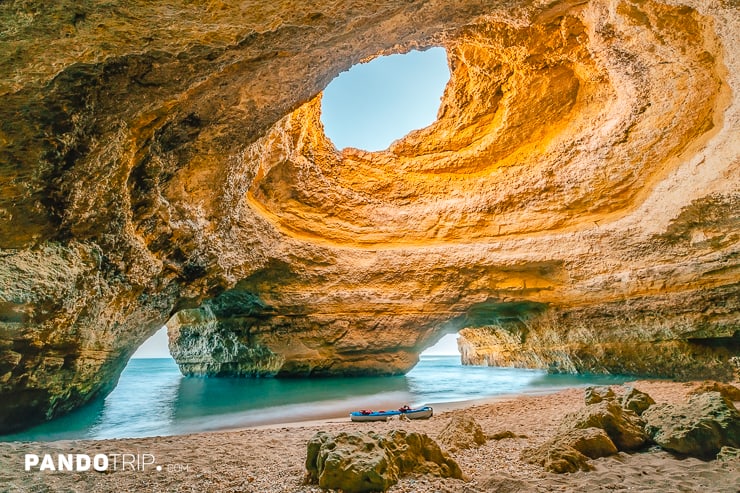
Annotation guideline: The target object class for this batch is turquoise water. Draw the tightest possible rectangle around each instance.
[1,356,628,442]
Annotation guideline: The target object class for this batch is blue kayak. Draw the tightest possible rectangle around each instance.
[350,406,433,422]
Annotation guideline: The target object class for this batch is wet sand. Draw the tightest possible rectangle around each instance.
[1,380,738,492]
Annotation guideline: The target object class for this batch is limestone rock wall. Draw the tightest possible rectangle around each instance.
[458,283,740,380]
[0,0,738,432]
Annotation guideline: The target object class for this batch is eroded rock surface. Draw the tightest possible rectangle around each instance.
[523,386,651,472]
[562,399,648,451]
[584,386,616,405]
[643,392,740,460]
[438,414,487,452]
[0,0,738,431]
[522,427,618,473]
[305,430,463,492]
[583,385,656,415]
[621,387,656,416]
[458,285,740,379]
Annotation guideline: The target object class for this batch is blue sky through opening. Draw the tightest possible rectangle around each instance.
[320,47,450,151]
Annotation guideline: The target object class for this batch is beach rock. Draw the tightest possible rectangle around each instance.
[585,386,616,405]
[306,432,392,492]
[690,382,740,402]
[643,392,740,460]
[522,444,593,474]
[490,430,521,440]
[522,427,618,473]
[438,414,487,452]
[621,387,656,416]
[305,430,462,492]
[383,430,463,479]
[562,428,620,459]
[561,400,648,451]
[1,0,739,433]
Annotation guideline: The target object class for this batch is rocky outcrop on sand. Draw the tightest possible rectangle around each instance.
[562,399,649,452]
[437,414,487,452]
[584,385,654,415]
[526,385,740,472]
[523,385,651,472]
[0,0,739,432]
[643,392,740,460]
[305,430,462,492]
[489,430,525,440]
[521,427,618,473]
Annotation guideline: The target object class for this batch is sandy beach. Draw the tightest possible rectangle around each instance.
[1,380,738,492]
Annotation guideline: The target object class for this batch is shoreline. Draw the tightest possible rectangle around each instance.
[2,358,635,443]
[1,380,738,492]
[245,383,611,432]
[212,375,668,434]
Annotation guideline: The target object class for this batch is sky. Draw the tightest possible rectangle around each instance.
[134,48,455,359]
[132,326,169,358]
[422,333,460,355]
[320,47,450,151]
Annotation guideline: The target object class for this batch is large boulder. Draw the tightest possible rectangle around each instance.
[521,427,618,473]
[306,432,393,492]
[561,400,649,451]
[305,430,463,492]
[643,392,740,460]
[438,414,487,452]
[583,385,655,415]
[382,430,463,478]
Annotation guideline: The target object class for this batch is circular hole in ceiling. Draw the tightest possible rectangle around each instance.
[320,47,450,152]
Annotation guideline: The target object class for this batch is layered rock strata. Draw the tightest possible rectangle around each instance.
[458,282,740,379]
[0,0,738,432]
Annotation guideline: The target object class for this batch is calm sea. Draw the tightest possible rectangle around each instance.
[2,356,628,442]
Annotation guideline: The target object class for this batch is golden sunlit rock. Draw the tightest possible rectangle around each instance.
[0,0,737,432]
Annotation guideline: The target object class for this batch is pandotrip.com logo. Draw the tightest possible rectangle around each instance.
[24,453,167,472]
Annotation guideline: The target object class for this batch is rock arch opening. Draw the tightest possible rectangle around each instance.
[320,47,450,152]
